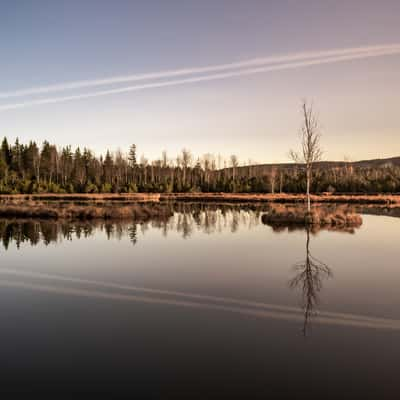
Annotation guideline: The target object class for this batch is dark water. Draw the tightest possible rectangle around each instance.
[0,205,399,397]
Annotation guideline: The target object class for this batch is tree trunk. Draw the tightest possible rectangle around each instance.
[306,167,311,212]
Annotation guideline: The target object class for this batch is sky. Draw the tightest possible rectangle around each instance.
[0,0,399,163]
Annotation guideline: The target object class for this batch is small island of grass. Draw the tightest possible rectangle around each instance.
[261,205,363,228]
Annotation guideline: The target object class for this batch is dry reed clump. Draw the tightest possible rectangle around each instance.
[0,203,173,221]
[261,205,363,227]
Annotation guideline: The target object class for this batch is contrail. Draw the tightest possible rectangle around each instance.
[0,267,396,325]
[0,46,399,112]
[1,43,399,99]
[1,278,400,331]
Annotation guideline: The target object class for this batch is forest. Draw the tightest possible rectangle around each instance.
[0,137,399,194]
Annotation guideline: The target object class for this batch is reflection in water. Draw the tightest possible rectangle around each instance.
[289,228,332,336]
[1,262,400,332]
[0,206,399,396]
[0,203,364,249]
[1,278,400,331]
[260,209,363,335]
[0,205,372,336]
[0,206,262,249]
[128,223,137,245]
[1,207,400,333]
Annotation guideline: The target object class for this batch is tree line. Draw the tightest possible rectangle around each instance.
[0,136,399,194]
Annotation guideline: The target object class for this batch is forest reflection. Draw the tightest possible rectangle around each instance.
[0,202,367,250]
[0,204,264,249]
[0,204,368,336]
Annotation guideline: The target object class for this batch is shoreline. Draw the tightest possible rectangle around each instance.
[0,193,399,204]
[0,193,397,222]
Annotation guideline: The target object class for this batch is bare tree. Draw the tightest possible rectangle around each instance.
[230,154,239,180]
[140,155,148,185]
[289,100,323,212]
[161,150,168,168]
[181,148,192,186]
[270,167,277,194]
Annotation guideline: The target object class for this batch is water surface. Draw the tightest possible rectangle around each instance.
[0,205,399,396]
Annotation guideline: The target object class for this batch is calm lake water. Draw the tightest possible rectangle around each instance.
[0,204,399,396]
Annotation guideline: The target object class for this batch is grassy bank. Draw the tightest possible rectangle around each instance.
[0,193,160,203]
[0,203,173,221]
[0,193,396,222]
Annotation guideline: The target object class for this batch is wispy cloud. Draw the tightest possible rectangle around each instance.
[0,44,399,111]
[1,43,399,99]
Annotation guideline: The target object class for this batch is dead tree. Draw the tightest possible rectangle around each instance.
[290,101,323,212]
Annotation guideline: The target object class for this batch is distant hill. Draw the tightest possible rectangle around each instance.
[226,156,400,173]
[219,156,400,180]
[341,156,400,168]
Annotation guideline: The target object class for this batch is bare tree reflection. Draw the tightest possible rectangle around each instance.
[128,223,137,245]
[289,227,332,336]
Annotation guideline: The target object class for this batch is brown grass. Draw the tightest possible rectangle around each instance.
[0,203,173,221]
[261,204,363,228]
[0,193,160,203]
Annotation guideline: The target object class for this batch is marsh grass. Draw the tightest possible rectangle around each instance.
[261,204,363,228]
[0,202,173,221]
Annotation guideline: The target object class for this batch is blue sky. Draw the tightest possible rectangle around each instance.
[0,0,399,163]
